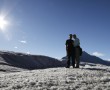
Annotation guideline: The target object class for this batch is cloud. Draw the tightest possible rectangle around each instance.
[19,40,27,44]
[14,46,18,49]
[26,52,30,54]
[92,52,104,57]
[108,59,110,61]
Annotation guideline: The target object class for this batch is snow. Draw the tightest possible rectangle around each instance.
[0,65,110,90]
[0,51,110,90]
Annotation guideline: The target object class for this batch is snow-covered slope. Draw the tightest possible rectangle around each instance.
[0,51,110,90]
[0,64,110,90]
[0,51,63,72]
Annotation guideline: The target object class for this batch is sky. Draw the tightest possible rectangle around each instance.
[0,0,110,60]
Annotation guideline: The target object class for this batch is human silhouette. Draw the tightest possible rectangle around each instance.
[73,34,80,68]
[65,34,75,68]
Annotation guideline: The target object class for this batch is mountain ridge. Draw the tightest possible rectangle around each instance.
[0,50,109,73]
[62,51,110,66]
[0,50,63,72]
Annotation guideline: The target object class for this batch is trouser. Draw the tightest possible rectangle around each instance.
[67,49,75,67]
[75,47,80,67]
[67,55,75,67]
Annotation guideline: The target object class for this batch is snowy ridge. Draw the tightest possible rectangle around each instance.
[0,50,110,73]
[0,51,63,72]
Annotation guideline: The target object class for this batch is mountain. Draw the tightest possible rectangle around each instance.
[62,51,110,66]
[0,51,110,89]
[0,51,110,90]
[0,51,63,72]
[0,50,110,73]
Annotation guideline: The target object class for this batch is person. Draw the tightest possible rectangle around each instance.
[65,34,75,68]
[73,34,80,68]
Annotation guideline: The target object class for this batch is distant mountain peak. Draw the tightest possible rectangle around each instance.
[62,51,110,66]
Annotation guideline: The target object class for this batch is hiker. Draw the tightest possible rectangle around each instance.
[65,34,75,68]
[73,34,80,68]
